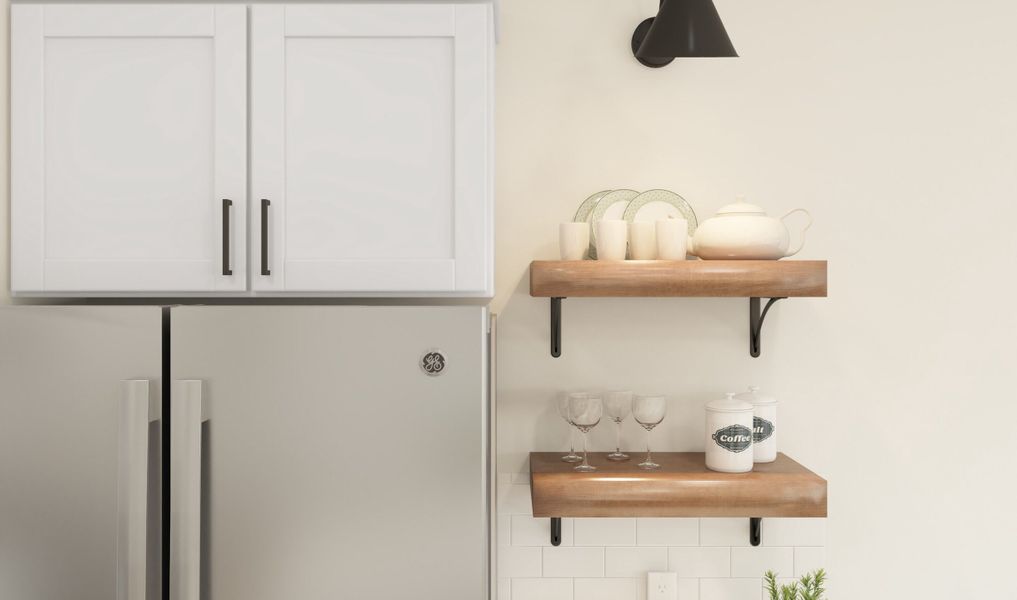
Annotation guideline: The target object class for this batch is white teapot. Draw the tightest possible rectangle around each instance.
[689,197,812,260]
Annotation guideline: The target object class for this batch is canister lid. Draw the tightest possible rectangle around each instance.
[706,393,753,413]
[734,386,777,406]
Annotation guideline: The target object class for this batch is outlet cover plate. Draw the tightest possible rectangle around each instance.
[648,571,678,600]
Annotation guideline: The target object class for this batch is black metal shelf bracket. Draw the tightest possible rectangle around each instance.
[550,298,564,358]
[750,297,785,358]
[750,517,762,546]
[550,517,562,546]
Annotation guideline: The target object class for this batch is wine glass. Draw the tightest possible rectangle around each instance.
[568,393,603,472]
[632,395,666,470]
[556,394,582,463]
[604,391,632,461]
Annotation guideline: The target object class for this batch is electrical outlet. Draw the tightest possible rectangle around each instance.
[647,572,679,600]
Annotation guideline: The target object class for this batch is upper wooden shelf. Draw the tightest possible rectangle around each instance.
[529,452,827,518]
[529,260,827,298]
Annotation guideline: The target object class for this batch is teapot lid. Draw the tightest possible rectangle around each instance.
[716,195,766,216]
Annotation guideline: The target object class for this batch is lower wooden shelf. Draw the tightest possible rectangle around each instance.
[529,452,827,518]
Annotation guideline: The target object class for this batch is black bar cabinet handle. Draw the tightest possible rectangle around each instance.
[221,199,233,276]
[261,199,271,276]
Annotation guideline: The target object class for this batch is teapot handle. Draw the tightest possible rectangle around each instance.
[781,208,813,257]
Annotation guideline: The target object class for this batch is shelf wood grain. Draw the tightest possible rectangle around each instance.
[529,260,827,298]
[529,452,827,518]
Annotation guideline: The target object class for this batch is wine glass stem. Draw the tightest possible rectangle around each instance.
[582,432,590,469]
[570,427,576,454]
[615,421,622,454]
[646,429,653,464]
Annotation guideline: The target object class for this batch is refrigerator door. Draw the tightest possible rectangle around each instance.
[0,307,163,600]
[170,306,489,600]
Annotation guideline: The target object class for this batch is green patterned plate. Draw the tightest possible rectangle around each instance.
[622,189,698,236]
[574,190,612,259]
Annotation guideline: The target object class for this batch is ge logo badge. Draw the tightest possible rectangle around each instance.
[420,350,447,376]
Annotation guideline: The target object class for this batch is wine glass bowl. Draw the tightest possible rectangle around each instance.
[632,395,666,470]
[604,391,632,461]
[568,394,603,472]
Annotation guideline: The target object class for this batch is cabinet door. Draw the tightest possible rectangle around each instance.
[251,4,493,295]
[11,5,246,294]
[0,307,163,600]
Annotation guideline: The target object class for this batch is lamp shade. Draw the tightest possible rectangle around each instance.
[634,0,737,65]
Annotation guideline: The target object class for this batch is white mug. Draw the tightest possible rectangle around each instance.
[559,223,590,260]
[628,222,657,260]
[595,220,627,261]
[656,218,688,260]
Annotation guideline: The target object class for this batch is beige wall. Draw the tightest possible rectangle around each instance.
[493,0,1016,597]
[4,0,1017,596]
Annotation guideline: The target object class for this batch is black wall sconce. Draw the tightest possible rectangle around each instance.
[632,0,738,68]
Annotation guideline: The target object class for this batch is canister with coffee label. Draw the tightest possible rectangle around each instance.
[735,386,778,463]
[705,393,755,473]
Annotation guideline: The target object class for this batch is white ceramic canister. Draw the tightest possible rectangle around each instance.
[705,393,755,473]
[735,386,778,463]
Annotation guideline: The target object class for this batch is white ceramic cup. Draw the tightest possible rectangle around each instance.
[628,222,657,260]
[559,222,590,260]
[595,220,628,261]
[656,218,688,260]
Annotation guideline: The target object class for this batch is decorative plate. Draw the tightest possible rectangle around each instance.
[622,189,698,236]
[589,189,639,258]
[574,190,611,223]
[574,190,612,259]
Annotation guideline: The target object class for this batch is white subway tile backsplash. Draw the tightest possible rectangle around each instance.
[498,499,823,598]
[512,578,573,600]
[605,547,668,578]
[699,578,761,600]
[636,518,699,546]
[500,546,542,578]
[699,519,751,547]
[574,518,637,546]
[730,547,793,578]
[678,578,700,600]
[499,484,534,515]
[762,519,827,547]
[543,547,606,578]
[793,547,826,578]
[514,516,574,547]
[574,577,642,600]
[668,547,731,578]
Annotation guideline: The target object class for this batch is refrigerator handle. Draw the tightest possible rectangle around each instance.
[170,381,205,600]
[116,380,158,600]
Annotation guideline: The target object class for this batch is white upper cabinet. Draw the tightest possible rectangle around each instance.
[10,3,494,297]
[251,4,493,296]
[11,5,247,294]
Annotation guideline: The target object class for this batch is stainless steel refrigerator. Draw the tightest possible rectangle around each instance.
[0,305,491,600]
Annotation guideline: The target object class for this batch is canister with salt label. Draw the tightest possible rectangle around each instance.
[705,393,754,473]
[735,386,778,463]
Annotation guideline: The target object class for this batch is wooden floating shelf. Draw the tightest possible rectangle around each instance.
[529,260,828,298]
[529,452,827,519]
[527,260,828,358]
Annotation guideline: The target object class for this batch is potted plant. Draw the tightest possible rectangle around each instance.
[765,569,827,600]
